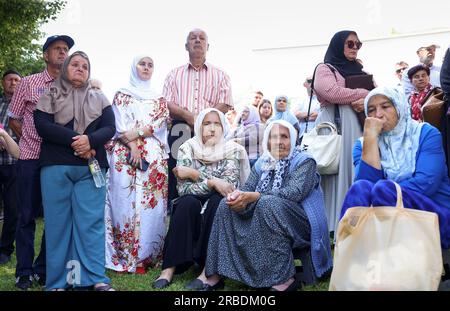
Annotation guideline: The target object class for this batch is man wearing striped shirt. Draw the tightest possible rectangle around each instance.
[163,28,233,203]
[8,35,74,290]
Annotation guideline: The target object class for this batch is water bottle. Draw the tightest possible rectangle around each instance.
[88,157,105,188]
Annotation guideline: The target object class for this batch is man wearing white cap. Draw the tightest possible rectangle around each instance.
[402,44,441,97]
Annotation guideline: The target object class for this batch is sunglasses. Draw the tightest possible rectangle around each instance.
[306,79,313,84]
[345,40,362,50]
[396,67,407,74]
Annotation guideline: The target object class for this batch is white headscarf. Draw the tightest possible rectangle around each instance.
[363,86,424,182]
[261,120,298,167]
[185,108,251,185]
[256,120,300,192]
[119,54,160,100]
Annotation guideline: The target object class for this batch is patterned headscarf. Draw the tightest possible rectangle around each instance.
[119,54,160,100]
[363,86,424,182]
[256,120,300,192]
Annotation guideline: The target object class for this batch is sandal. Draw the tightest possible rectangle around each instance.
[94,283,115,291]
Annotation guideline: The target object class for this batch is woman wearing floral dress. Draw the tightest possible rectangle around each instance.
[105,54,169,273]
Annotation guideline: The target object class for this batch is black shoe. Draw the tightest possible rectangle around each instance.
[185,278,206,290]
[198,279,224,291]
[33,273,46,287]
[0,253,11,265]
[15,275,33,291]
[152,278,171,289]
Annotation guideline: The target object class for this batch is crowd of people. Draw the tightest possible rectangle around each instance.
[0,27,449,291]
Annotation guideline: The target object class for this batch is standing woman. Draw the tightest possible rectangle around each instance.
[34,51,116,290]
[313,30,372,234]
[258,99,273,126]
[105,55,169,274]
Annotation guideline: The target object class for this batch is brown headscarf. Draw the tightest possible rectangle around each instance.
[36,51,110,134]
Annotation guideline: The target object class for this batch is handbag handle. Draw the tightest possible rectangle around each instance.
[392,182,404,210]
[315,122,338,134]
[306,63,339,134]
[339,181,404,236]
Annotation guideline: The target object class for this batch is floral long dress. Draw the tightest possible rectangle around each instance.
[105,92,169,272]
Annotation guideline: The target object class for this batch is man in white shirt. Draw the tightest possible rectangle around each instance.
[293,77,320,135]
[402,44,441,97]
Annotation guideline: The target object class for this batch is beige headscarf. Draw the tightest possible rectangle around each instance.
[36,51,110,134]
[184,108,251,185]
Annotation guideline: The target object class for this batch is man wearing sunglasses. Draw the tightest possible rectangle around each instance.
[401,44,441,97]
[395,61,409,83]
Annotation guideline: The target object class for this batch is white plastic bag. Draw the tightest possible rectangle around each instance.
[329,182,443,291]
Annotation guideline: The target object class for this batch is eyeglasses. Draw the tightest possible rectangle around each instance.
[306,79,313,84]
[418,47,435,53]
[396,67,407,74]
[345,40,362,50]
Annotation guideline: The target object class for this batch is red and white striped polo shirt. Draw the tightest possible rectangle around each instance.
[8,69,54,160]
[162,62,233,116]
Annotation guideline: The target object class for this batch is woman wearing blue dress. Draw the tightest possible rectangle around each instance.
[341,86,450,249]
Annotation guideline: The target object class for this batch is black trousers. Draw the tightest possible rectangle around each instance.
[167,120,193,208]
[15,160,45,277]
[0,164,18,256]
[162,193,223,274]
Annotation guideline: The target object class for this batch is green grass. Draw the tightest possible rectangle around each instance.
[0,218,330,291]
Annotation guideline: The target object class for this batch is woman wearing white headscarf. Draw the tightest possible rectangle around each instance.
[227,105,264,166]
[153,108,250,289]
[199,120,331,291]
[105,54,169,274]
[341,86,450,248]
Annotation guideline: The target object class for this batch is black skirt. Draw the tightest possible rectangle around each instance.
[161,192,223,274]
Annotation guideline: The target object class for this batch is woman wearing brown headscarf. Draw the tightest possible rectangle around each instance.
[34,51,116,291]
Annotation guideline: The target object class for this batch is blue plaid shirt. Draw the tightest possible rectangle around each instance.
[0,95,18,165]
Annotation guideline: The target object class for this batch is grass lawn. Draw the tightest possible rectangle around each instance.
[0,218,330,291]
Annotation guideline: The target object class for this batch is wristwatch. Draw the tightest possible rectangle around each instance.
[138,129,144,137]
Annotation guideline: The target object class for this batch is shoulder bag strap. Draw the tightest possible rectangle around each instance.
[324,64,342,135]
[308,63,341,134]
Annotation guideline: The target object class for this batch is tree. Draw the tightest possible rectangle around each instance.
[0,0,66,76]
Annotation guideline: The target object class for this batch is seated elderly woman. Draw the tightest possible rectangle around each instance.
[34,51,116,290]
[153,108,250,289]
[197,120,332,291]
[341,87,450,249]
[407,64,434,122]
[227,105,264,167]
[267,95,301,142]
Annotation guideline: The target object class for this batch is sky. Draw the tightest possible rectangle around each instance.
[40,0,450,106]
